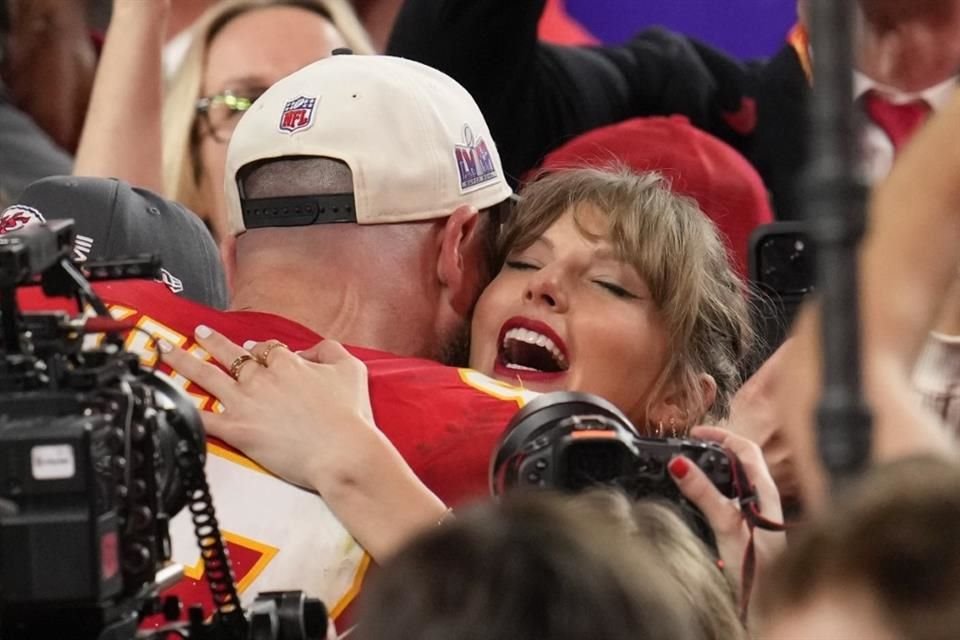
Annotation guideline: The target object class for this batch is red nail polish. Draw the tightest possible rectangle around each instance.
[668,457,690,479]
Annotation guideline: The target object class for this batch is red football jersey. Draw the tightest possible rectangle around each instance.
[17,281,536,622]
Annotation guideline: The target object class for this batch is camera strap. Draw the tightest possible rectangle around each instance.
[737,493,789,623]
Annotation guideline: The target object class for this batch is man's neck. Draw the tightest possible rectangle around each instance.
[230,275,434,358]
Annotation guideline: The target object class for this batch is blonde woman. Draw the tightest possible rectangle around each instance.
[75,0,373,241]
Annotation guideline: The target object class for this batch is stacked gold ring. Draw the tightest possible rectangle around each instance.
[229,354,257,380]
[256,341,289,366]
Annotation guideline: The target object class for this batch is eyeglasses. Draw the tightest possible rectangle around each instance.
[195,88,266,143]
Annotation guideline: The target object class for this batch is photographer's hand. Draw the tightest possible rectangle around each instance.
[725,339,802,508]
[158,326,449,562]
[668,426,786,617]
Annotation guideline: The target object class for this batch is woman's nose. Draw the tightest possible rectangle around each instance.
[523,268,568,312]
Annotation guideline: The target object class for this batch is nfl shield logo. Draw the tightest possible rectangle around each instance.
[279,96,317,134]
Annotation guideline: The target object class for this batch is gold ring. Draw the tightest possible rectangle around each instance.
[229,354,258,380]
[256,341,289,366]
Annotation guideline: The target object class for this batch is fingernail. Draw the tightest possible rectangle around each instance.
[195,325,213,339]
[243,340,257,351]
[157,338,173,353]
[668,457,690,480]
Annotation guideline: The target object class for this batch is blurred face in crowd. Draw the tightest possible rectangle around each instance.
[468,205,672,425]
[798,0,960,92]
[197,6,347,240]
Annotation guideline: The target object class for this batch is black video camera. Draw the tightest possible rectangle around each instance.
[490,392,756,546]
[0,221,326,639]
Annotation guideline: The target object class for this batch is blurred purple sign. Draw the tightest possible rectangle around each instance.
[565,0,797,59]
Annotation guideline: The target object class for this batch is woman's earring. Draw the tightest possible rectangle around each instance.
[669,417,678,438]
[656,420,664,437]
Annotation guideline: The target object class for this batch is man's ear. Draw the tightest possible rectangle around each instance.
[647,373,718,432]
[219,234,238,301]
[436,205,483,315]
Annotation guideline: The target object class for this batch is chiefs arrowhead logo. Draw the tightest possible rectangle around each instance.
[0,205,46,234]
[723,97,758,136]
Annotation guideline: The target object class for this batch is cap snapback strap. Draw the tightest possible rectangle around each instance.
[241,193,357,228]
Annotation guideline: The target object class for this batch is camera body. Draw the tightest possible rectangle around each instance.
[0,221,326,640]
[0,221,202,638]
[491,392,752,545]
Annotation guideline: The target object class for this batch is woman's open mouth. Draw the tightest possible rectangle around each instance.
[494,317,570,382]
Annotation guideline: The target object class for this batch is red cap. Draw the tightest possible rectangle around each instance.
[538,116,773,276]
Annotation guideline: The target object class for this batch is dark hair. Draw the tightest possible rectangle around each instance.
[759,456,960,640]
[355,493,700,640]
[0,0,8,68]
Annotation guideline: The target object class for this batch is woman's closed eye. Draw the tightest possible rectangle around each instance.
[593,279,638,299]
[505,259,539,271]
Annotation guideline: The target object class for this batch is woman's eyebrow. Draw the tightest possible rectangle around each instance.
[591,247,621,262]
[531,235,554,251]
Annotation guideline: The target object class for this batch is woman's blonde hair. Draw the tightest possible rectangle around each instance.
[162,0,374,221]
[568,490,746,640]
[501,166,753,425]
[358,491,700,640]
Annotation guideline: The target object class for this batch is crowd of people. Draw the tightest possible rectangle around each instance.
[2,0,960,638]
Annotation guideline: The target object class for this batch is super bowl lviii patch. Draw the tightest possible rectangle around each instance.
[0,205,46,234]
[455,125,498,192]
[157,268,185,295]
[73,234,95,263]
[279,96,317,134]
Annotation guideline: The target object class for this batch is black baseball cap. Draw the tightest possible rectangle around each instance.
[1,176,228,308]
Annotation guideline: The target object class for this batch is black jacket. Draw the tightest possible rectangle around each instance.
[387,0,811,220]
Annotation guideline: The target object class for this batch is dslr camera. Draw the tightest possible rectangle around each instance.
[490,392,757,546]
[0,221,326,639]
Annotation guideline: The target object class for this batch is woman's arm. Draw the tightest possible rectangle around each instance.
[862,91,960,370]
[159,328,448,562]
[73,0,168,192]
[774,91,960,509]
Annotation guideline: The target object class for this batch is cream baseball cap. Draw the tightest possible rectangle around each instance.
[224,54,513,235]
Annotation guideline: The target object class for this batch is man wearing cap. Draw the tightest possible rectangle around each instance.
[218,53,513,362]
[12,54,523,625]
[1,176,229,308]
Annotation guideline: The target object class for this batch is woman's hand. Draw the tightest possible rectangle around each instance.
[158,325,448,561]
[158,325,378,490]
[668,426,787,604]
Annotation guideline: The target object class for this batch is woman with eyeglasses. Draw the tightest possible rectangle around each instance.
[74,0,373,242]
